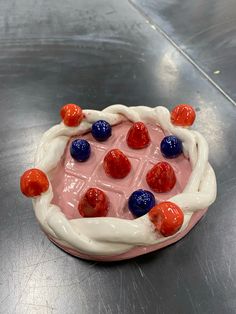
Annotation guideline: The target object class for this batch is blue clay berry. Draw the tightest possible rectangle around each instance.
[92,120,112,141]
[160,135,183,158]
[70,139,91,162]
[128,189,156,217]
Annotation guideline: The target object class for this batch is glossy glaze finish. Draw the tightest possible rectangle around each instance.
[126,122,151,149]
[128,189,156,217]
[20,168,49,197]
[149,201,184,237]
[78,187,109,217]
[70,139,91,162]
[31,105,214,260]
[103,148,132,179]
[60,104,83,127]
[91,120,112,141]
[1,0,235,313]
[146,161,177,193]
[171,104,196,126]
[51,121,191,220]
[160,135,183,158]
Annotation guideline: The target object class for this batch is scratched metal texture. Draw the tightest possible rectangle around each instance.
[130,0,236,103]
[0,0,235,313]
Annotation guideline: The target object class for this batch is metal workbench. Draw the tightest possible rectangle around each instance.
[0,0,235,313]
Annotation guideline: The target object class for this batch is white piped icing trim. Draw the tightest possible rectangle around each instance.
[33,105,217,256]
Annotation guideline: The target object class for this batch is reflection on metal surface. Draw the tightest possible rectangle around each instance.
[131,0,236,102]
[145,19,157,30]
[195,96,226,160]
[158,51,179,89]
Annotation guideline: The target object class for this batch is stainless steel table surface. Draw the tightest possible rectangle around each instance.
[0,0,235,313]
[131,0,236,103]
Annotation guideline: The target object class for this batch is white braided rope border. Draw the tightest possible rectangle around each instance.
[32,105,217,256]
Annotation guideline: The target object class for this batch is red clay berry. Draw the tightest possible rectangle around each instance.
[103,149,131,179]
[149,201,184,236]
[126,122,150,149]
[60,104,83,127]
[20,168,49,197]
[78,188,108,217]
[171,104,196,127]
[146,161,176,193]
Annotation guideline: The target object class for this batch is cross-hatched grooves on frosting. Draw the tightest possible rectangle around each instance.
[63,128,144,217]
[58,121,187,219]
[32,105,217,256]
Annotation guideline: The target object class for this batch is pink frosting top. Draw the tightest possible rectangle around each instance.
[50,121,192,220]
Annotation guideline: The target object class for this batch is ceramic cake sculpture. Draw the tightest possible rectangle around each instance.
[20,104,217,261]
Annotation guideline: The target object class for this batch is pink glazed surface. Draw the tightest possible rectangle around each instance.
[49,121,206,261]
